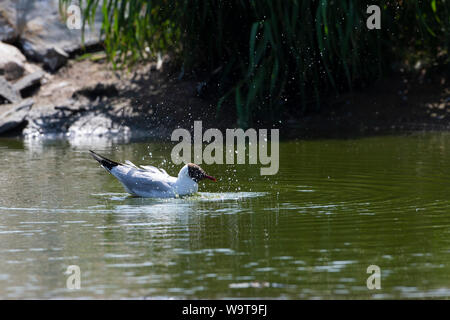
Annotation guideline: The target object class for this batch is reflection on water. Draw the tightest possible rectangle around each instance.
[1,133,450,298]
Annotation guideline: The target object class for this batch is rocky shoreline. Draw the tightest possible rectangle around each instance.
[0,51,220,142]
[0,0,222,142]
[1,0,449,143]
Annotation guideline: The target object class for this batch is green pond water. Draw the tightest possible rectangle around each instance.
[1,132,450,299]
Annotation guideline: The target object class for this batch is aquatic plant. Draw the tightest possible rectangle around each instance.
[59,0,450,128]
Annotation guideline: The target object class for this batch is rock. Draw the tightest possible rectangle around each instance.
[0,0,103,62]
[0,98,33,134]
[67,113,131,139]
[0,11,15,42]
[13,70,44,92]
[23,102,73,137]
[23,104,130,140]
[0,42,25,65]
[22,97,90,138]
[0,41,27,79]
[42,47,69,72]
[0,76,21,103]
[1,62,25,81]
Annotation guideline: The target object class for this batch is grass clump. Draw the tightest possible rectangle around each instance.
[60,0,450,127]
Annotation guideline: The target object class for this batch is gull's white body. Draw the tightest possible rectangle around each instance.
[110,162,198,198]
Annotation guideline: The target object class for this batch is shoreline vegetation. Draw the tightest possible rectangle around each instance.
[0,0,449,140]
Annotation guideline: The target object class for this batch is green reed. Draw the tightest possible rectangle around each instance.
[59,0,449,128]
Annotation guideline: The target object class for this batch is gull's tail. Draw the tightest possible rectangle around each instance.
[89,150,121,171]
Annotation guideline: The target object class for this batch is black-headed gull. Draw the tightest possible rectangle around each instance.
[90,150,216,198]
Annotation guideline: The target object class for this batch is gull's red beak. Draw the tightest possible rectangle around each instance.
[204,175,217,182]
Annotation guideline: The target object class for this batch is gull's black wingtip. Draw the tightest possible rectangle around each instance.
[89,150,120,171]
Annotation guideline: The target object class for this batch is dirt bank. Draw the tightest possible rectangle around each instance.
[1,50,449,140]
[285,72,450,138]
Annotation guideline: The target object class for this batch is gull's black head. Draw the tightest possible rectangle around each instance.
[187,163,217,183]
